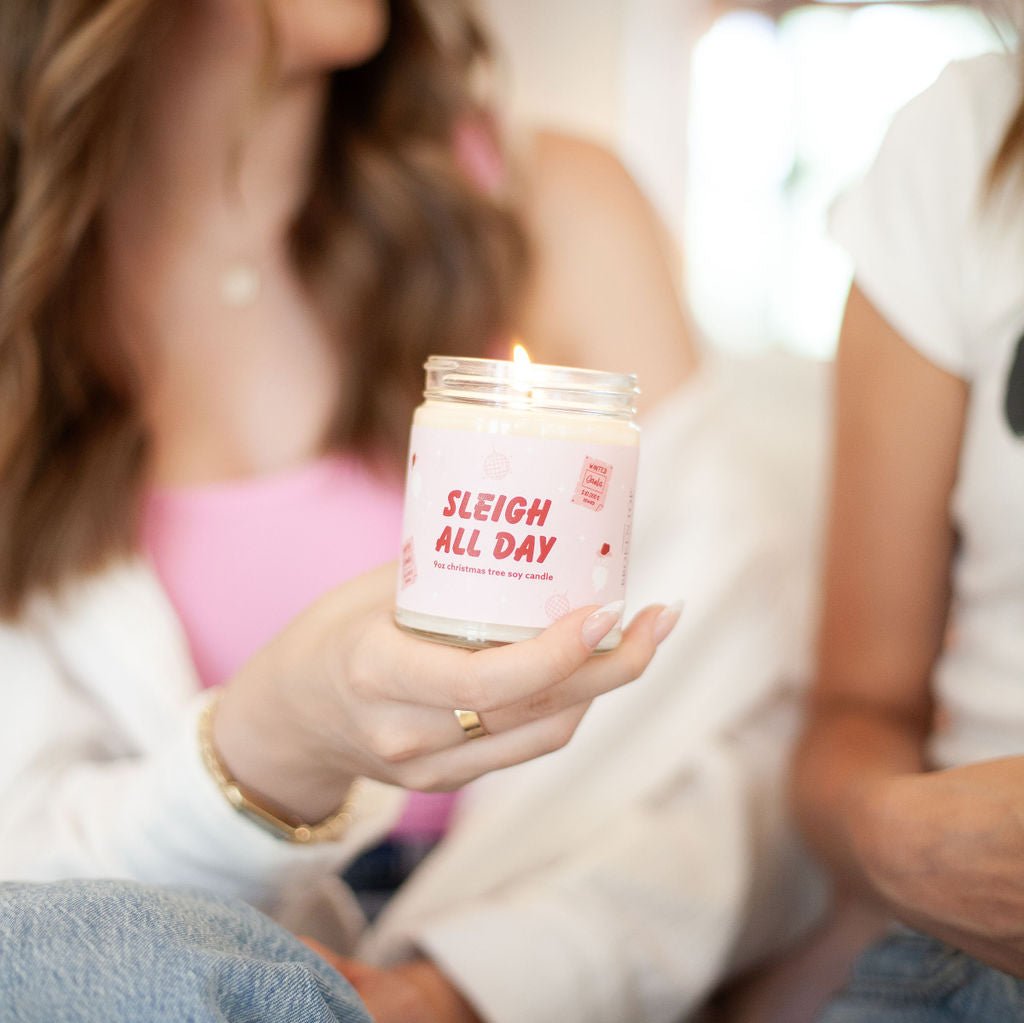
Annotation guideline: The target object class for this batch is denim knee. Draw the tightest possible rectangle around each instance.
[0,879,372,1023]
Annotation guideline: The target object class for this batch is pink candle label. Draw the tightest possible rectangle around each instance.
[396,425,638,629]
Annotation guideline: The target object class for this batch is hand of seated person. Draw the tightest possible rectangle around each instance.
[301,938,482,1023]
[854,756,1024,976]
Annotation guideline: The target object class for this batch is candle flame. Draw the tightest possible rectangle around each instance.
[510,340,532,399]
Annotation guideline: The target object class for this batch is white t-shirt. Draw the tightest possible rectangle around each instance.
[831,53,1024,769]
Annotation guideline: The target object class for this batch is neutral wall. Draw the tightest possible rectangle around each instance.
[478,0,710,245]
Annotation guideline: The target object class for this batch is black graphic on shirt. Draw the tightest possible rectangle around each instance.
[1007,335,1024,438]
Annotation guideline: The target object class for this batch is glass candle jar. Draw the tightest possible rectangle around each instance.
[394,355,640,650]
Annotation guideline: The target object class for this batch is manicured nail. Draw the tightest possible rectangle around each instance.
[652,601,684,645]
[581,600,625,648]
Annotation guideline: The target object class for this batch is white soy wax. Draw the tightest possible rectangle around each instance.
[394,351,639,650]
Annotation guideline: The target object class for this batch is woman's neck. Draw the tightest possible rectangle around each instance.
[104,9,345,487]
[110,9,326,256]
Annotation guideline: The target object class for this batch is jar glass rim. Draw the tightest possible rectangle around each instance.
[423,355,639,417]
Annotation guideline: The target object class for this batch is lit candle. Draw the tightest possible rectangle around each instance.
[395,346,640,650]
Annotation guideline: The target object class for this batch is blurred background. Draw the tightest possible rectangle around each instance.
[479,0,1009,359]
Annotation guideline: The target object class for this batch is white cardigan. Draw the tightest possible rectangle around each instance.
[0,355,829,1023]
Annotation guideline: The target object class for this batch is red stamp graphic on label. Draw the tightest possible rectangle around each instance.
[572,457,613,512]
[401,537,418,589]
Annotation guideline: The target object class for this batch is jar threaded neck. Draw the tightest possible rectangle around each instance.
[424,356,639,418]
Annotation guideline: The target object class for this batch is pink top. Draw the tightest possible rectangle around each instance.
[142,456,459,840]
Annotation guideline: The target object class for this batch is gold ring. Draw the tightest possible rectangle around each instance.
[453,708,488,740]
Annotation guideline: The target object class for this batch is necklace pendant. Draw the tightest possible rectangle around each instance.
[221,262,261,307]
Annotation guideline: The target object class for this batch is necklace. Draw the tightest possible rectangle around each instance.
[220,260,262,307]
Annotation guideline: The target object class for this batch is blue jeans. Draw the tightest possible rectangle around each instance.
[818,924,1024,1022]
[0,880,373,1023]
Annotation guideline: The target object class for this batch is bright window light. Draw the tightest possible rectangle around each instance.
[686,3,1008,358]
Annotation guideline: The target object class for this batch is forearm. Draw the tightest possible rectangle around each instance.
[799,708,1024,975]
[793,703,928,905]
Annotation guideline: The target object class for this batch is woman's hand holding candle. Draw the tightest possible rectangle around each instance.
[211,562,680,826]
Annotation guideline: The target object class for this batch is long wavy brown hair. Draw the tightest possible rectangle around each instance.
[0,0,530,618]
[988,2,1024,184]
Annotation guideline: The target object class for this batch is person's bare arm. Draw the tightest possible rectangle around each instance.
[515,132,695,414]
[794,285,1024,977]
[793,281,965,888]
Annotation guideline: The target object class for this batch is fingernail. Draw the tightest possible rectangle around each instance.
[581,600,625,648]
[652,601,684,645]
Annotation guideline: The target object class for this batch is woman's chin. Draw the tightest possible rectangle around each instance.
[275,0,390,75]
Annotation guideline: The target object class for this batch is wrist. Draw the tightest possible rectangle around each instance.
[845,772,924,910]
[210,676,354,825]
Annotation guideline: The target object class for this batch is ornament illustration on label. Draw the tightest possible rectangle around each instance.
[482,446,512,480]
[545,591,572,622]
[591,543,612,593]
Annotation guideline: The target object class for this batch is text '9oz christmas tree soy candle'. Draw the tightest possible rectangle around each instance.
[394,345,640,651]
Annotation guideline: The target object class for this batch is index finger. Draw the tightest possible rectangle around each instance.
[380,601,643,713]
